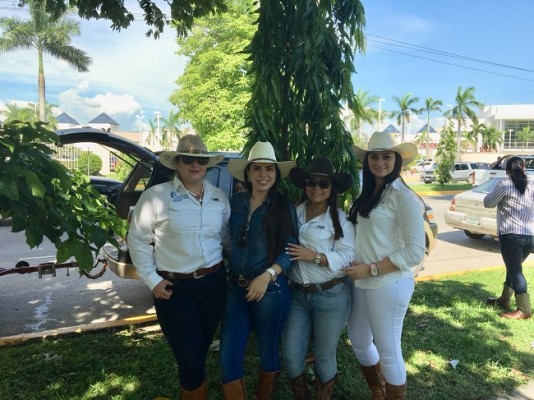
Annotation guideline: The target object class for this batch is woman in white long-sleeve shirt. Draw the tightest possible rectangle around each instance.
[127,135,230,400]
[343,132,425,400]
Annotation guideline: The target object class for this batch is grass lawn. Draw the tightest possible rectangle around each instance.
[1,267,533,400]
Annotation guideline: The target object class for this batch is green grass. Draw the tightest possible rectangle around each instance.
[1,267,533,400]
[408,182,473,193]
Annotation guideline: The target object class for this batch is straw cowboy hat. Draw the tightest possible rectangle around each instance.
[352,131,418,167]
[289,156,353,193]
[228,141,296,182]
[159,134,224,169]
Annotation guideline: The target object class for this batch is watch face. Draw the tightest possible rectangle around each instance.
[370,264,379,276]
[314,254,321,264]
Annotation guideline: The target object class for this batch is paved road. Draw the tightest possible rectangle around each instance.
[0,193,529,338]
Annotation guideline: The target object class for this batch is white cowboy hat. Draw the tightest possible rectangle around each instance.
[159,134,224,169]
[352,131,418,167]
[228,141,296,182]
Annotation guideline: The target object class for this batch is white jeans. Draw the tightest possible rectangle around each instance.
[347,277,414,385]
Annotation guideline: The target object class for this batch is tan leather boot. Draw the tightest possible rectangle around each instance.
[315,374,336,400]
[222,378,248,400]
[180,380,208,400]
[486,283,514,309]
[385,381,406,400]
[360,363,386,399]
[289,373,311,400]
[501,293,532,319]
[254,370,280,400]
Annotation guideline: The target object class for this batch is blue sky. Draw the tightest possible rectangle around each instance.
[1,0,533,134]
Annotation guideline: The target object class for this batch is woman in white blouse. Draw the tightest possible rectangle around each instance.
[284,156,355,400]
[344,132,425,400]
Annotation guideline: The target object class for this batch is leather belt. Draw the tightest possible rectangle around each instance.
[290,277,344,294]
[230,275,254,287]
[157,262,222,280]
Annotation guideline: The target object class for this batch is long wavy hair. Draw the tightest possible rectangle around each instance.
[349,152,404,223]
[506,156,528,194]
[244,164,297,263]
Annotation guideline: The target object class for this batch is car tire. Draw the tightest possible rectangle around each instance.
[464,230,485,239]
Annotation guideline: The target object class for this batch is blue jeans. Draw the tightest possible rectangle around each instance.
[154,267,226,390]
[282,280,351,383]
[219,277,291,383]
[499,234,534,294]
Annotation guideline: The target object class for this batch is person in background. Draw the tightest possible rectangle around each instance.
[283,156,355,399]
[344,131,425,400]
[234,179,247,194]
[127,135,230,400]
[484,156,534,320]
[220,141,298,400]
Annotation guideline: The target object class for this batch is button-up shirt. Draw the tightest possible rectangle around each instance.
[483,177,534,236]
[288,202,355,285]
[353,178,425,289]
[227,191,298,279]
[127,176,231,290]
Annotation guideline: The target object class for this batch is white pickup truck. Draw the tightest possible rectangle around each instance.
[472,155,534,186]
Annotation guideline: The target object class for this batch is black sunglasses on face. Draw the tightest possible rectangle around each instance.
[305,178,331,189]
[181,155,210,166]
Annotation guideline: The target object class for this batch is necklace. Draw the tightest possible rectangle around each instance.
[188,184,204,204]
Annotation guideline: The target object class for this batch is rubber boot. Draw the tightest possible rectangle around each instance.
[385,381,406,400]
[486,283,514,309]
[289,373,311,400]
[360,363,386,399]
[253,370,280,400]
[315,374,336,400]
[180,380,208,400]
[501,293,532,319]
[222,378,248,400]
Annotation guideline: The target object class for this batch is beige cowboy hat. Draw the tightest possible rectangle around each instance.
[289,156,353,193]
[352,131,418,167]
[228,141,296,182]
[159,134,224,170]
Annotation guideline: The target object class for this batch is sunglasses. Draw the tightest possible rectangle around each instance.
[237,223,249,246]
[181,155,210,166]
[305,178,331,189]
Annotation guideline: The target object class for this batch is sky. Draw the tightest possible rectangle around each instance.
[1,0,534,134]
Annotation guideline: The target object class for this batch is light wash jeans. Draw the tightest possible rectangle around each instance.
[282,280,351,383]
[347,277,414,385]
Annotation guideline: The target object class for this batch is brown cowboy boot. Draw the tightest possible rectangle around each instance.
[315,374,336,400]
[385,381,407,400]
[222,378,248,400]
[360,363,386,399]
[289,373,311,400]
[501,293,532,320]
[253,370,280,400]
[486,283,514,309]
[180,380,208,400]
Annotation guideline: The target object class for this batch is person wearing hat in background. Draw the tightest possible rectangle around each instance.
[220,141,298,400]
[283,156,355,399]
[343,132,425,400]
[127,134,230,400]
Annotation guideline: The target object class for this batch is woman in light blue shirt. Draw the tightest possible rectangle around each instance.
[283,156,354,399]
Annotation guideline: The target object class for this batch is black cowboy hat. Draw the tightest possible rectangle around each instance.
[289,156,353,193]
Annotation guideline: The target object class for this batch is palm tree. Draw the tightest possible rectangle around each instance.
[350,89,378,138]
[3,101,57,125]
[0,1,91,121]
[479,126,503,152]
[421,97,443,160]
[390,93,420,143]
[445,86,484,160]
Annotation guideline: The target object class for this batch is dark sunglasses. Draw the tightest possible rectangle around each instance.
[181,155,210,166]
[237,223,249,246]
[305,178,331,189]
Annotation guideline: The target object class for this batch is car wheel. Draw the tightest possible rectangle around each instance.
[464,230,485,239]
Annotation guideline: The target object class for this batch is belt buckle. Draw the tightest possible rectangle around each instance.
[192,269,201,279]
[314,283,323,293]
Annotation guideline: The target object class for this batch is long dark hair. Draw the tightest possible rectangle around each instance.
[506,156,528,194]
[244,164,297,263]
[349,152,403,223]
[297,184,344,240]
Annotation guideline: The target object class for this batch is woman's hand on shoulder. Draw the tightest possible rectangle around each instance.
[342,262,371,280]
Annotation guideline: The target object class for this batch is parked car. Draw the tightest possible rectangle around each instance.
[444,177,501,239]
[420,161,491,184]
[56,128,438,279]
[472,154,534,187]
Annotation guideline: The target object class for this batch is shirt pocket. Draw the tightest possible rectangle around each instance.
[203,201,227,232]
[169,201,199,233]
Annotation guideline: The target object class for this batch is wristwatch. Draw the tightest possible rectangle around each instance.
[266,267,277,282]
[369,263,380,277]
[313,253,322,265]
